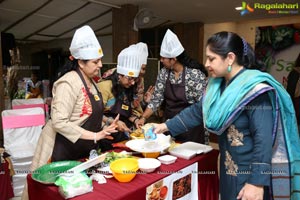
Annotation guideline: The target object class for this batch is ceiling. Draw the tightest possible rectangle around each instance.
[0,0,299,43]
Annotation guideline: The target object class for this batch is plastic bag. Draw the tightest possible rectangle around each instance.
[55,172,93,199]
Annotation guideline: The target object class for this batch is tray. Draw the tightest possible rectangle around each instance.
[168,142,213,160]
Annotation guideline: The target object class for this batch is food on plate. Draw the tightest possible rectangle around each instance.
[160,186,168,199]
[172,174,192,199]
[148,184,168,200]
[103,151,131,165]
[130,128,144,139]
[149,187,160,200]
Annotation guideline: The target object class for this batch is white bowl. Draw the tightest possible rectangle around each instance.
[138,158,161,173]
[126,136,171,153]
[157,155,177,165]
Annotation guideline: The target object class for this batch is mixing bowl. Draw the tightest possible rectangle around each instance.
[141,152,160,158]
[110,158,139,182]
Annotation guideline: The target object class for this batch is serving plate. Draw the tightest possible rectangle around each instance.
[32,161,81,184]
[126,134,171,153]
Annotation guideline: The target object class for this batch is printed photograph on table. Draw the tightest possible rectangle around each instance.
[147,180,168,200]
[146,162,198,200]
[172,174,192,199]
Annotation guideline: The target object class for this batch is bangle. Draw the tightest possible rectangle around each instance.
[133,117,139,123]
[94,132,97,144]
[140,116,146,122]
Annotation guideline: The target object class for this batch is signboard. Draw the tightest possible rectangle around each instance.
[255,24,300,85]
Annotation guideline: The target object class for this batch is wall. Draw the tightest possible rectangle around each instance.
[19,35,113,65]
[203,15,300,62]
[16,15,300,77]
[15,35,113,81]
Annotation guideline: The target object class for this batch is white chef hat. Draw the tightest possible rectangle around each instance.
[69,25,103,60]
[117,45,142,77]
[135,42,148,65]
[160,29,184,58]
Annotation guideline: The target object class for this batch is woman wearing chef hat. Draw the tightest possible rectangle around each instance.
[137,29,208,143]
[101,42,154,110]
[97,44,143,148]
[30,25,119,168]
[133,42,154,110]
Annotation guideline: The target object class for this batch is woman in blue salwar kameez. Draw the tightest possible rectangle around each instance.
[154,31,300,200]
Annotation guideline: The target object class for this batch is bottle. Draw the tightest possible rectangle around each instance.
[142,124,157,141]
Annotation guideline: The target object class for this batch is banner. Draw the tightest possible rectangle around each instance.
[255,23,300,85]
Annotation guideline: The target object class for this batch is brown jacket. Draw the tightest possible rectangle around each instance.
[30,71,100,171]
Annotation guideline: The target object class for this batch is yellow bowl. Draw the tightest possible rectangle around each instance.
[142,152,160,158]
[110,158,139,182]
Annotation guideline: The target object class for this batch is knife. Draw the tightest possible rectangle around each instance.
[61,152,108,176]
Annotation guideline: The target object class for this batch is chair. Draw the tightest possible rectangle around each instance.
[2,107,45,196]
[12,98,49,121]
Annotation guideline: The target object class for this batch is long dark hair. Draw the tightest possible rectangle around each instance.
[206,31,266,71]
[55,59,88,81]
[103,70,136,102]
[176,51,208,76]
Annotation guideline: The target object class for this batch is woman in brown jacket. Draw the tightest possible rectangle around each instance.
[30,25,118,170]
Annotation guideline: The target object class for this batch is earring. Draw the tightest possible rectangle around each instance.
[227,65,232,73]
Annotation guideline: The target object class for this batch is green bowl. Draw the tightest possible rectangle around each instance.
[32,160,81,184]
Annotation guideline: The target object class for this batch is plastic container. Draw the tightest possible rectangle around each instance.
[157,155,177,165]
[110,158,139,182]
[169,148,197,160]
[142,124,157,141]
[138,158,161,173]
[168,142,213,160]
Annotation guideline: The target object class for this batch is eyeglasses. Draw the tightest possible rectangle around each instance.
[123,75,138,82]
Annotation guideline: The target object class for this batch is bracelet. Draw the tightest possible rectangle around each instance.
[94,132,97,144]
[140,116,146,122]
[133,117,139,124]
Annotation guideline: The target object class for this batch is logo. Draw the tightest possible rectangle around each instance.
[237,2,299,15]
[128,71,134,76]
[254,2,299,14]
[240,2,254,15]
[98,48,103,55]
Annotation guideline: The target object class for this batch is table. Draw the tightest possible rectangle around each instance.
[27,149,219,200]
[0,160,14,200]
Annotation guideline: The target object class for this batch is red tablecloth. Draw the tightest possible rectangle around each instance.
[0,161,14,200]
[27,150,219,200]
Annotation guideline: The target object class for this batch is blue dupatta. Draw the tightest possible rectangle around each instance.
[203,69,300,199]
